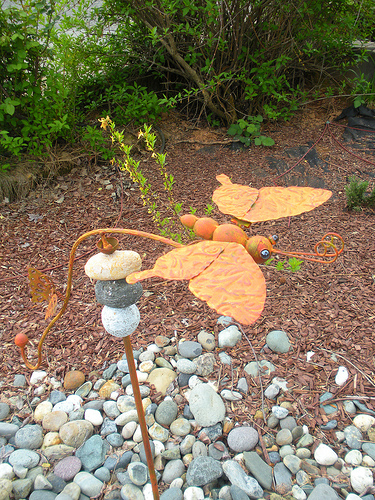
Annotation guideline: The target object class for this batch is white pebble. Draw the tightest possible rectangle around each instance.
[0,463,14,480]
[345,450,362,466]
[184,486,204,500]
[272,406,289,419]
[142,483,154,500]
[353,414,375,432]
[34,401,53,422]
[139,351,155,362]
[139,360,155,373]
[291,484,307,500]
[170,478,184,489]
[137,371,148,383]
[84,409,103,426]
[346,494,362,500]
[30,370,48,385]
[153,440,165,456]
[110,391,120,400]
[50,377,62,389]
[122,421,137,439]
[53,401,74,413]
[335,366,349,386]
[133,424,143,442]
[66,394,83,409]
[362,455,375,467]
[188,376,202,389]
[306,351,315,361]
[314,443,338,466]
[351,466,374,493]
[147,344,162,353]
[34,385,47,396]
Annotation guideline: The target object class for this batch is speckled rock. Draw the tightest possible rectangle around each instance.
[186,456,223,486]
[54,456,82,481]
[95,279,143,308]
[189,384,225,427]
[59,420,94,448]
[101,305,140,338]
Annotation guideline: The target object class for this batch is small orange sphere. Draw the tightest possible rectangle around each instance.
[193,217,219,240]
[212,224,248,247]
[180,214,198,229]
[15,333,29,348]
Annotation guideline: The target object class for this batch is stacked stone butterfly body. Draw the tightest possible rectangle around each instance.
[84,250,143,338]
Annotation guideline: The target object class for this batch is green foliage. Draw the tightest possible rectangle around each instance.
[0,1,72,157]
[76,80,174,126]
[227,116,275,147]
[99,0,375,123]
[345,176,375,211]
[101,117,187,242]
[265,257,304,272]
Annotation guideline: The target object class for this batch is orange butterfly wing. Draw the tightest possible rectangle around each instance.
[212,174,332,222]
[127,241,266,325]
[242,186,332,222]
[28,267,59,320]
[212,174,259,219]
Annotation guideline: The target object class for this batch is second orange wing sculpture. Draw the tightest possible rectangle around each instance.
[212,174,332,223]
[127,240,266,325]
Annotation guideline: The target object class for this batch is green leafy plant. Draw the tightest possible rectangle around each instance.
[100,117,187,242]
[0,1,73,158]
[265,257,303,272]
[227,116,275,147]
[345,176,375,211]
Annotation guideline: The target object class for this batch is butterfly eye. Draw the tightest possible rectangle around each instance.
[260,249,270,260]
[272,234,279,243]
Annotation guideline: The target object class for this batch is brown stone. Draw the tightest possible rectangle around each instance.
[98,380,121,399]
[63,371,85,390]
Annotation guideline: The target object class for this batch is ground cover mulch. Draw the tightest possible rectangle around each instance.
[1,99,375,449]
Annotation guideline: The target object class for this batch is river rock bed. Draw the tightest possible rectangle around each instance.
[1,321,375,500]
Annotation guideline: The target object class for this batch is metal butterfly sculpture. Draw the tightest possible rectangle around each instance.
[126,174,343,325]
[20,174,343,368]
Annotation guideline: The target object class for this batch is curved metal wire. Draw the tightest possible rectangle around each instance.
[272,232,344,264]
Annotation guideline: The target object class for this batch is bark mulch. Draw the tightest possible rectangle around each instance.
[1,100,375,446]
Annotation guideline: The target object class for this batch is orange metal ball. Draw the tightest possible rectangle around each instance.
[246,236,274,263]
[212,224,248,247]
[193,217,219,240]
[180,214,198,229]
[15,333,29,348]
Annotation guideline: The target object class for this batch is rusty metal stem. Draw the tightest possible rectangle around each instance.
[123,336,159,500]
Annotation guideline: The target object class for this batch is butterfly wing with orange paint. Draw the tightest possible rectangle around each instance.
[213,174,332,223]
[28,267,59,320]
[127,240,266,325]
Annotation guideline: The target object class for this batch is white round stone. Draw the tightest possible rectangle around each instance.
[133,424,143,442]
[362,455,375,467]
[84,409,103,426]
[0,463,14,480]
[34,401,53,422]
[66,395,83,410]
[353,414,375,432]
[101,305,140,338]
[335,366,349,386]
[314,443,338,466]
[139,360,155,373]
[291,484,307,500]
[84,250,141,280]
[351,466,374,493]
[122,421,137,439]
[137,371,148,383]
[142,483,154,500]
[30,370,48,385]
[153,440,165,456]
[345,449,363,466]
[184,486,204,500]
[346,495,362,500]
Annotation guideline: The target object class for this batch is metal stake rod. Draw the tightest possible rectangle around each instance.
[123,336,160,500]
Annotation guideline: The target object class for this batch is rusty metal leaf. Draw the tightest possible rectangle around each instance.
[212,174,332,223]
[189,243,266,325]
[212,174,259,219]
[45,293,58,320]
[127,241,266,325]
[28,267,56,303]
